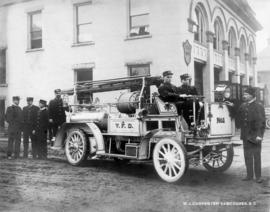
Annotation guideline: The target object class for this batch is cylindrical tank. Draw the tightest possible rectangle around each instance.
[117,92,140,114]
[70,111,108,129]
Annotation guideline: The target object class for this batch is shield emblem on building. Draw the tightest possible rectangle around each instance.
[183,40,192,66]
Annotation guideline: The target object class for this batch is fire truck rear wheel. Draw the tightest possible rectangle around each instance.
[65,128,89,166]
[153,138,187,183]
[266,117,270,129]
[203,144,234,172]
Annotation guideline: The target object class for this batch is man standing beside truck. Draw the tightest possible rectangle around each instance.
[238,87,265,183]
[48,89,68,139]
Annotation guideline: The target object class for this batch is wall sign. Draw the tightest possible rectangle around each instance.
[183,40,192,66]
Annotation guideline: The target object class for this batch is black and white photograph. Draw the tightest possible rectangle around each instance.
[0,0,270,211]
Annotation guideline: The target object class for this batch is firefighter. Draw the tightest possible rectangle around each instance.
[158,70,179,102]
[177,73,198,96]
[5,96,23,159]
[177,74,201,127]
[238,87,265,183]
[33,99,49,159]
[48,89,68,138]
[22,97,39,158]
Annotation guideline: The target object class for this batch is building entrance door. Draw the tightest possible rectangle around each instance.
[194,62,204,95]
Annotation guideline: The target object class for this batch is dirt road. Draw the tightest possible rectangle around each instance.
[0,134,270,212]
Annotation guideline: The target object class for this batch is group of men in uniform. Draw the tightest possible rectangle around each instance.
[158,70,199,126]
[4,71,266,183]
[5,89,67,159]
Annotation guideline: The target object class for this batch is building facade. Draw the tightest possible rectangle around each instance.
[0,0,261,129]
[257,38,270,106]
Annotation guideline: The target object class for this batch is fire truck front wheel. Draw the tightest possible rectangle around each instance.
[153,138,187,183]
[65,128,89,166]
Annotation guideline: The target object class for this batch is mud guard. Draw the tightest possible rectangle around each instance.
[86,122,105,154]
[139,128,182,159]
[53,122,105,154]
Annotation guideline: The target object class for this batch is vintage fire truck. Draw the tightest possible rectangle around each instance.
[53,75,235,183]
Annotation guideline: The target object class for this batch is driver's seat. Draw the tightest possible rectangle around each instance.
[154,96,178,115]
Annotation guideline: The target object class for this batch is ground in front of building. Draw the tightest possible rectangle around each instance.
[0,132,269,212]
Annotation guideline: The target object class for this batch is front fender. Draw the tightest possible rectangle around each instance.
[53,122,105,154]
[138,129,182,160]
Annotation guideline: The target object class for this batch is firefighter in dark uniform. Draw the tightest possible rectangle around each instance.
[48,89,68,138]
[238,87,265,183]
[177,73,198,96]
[158,71,179,102]
[177,74,201,127]
[22,97,39,158]
[5,96,23,159]
[33,99,49,159]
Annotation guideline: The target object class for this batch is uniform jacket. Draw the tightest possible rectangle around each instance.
[177,84,198,114]
[158,82,180,102]
[177,84,198,95]
[238,100,265,141]
[48,97,67,124]
[22,105,39,130]
[35,108,49,133]
[5,105,23,133]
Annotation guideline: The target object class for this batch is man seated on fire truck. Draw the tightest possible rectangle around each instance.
[158,70,180,102]
[177,73,203,127]
[157,71,194,128]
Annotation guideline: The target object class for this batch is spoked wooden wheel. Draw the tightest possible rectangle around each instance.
[266,117,270,129]
[65,129,88,166]
[153,138,187,183]
[203,144,234,172]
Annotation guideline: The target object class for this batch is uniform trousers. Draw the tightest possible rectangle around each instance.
[7,132,21,158]
[243,139,262,179]
[23,126,36,158]
[51,122,63,137]
[37,130,48,159]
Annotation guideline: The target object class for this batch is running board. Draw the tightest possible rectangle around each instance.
[97,153,137,159]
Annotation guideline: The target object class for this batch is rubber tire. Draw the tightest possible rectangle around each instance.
[153,138,187,183]
[203,145,234,172]
[266,117,270,129]
[65,128,89,166]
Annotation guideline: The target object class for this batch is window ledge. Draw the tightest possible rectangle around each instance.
[26,48,44,53]
[193,40,208,48]
[0,84,8,87]
[72,42,95,47]
[125,34,152,41]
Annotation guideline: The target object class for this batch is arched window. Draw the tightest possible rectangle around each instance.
[194,6,206,44]
[240,36,246,63]
[228,28,236,57]
[213,19,224,51]
[249,44,254,66]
